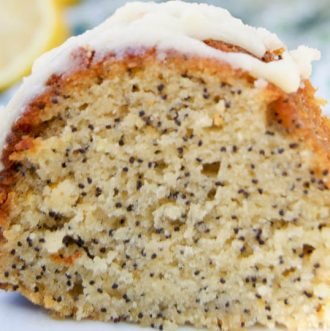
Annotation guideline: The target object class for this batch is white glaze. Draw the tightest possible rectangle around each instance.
[0,1,321,167]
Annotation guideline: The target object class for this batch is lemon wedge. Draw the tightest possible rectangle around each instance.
[56,0,80,6]
[0,0,68,90]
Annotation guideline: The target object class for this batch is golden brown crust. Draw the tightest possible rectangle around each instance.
[273,81,330,180]
[0,170,13,237]
[204,40,285,63]
[204,40,256,57]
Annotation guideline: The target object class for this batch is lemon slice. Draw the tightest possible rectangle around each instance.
[0,0,68,90]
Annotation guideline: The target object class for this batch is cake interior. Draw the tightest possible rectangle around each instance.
[1,53,329,330]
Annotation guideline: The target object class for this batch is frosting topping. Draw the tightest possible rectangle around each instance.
[0,1,321,167]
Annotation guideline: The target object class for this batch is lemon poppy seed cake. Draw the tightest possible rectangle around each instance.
[0,1,329,330]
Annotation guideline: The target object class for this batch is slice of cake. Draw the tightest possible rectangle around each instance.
[0,1,329,330]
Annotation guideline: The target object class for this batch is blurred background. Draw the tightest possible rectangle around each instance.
[1,0,329,113]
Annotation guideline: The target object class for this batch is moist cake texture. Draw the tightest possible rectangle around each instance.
[0,2,329,331]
